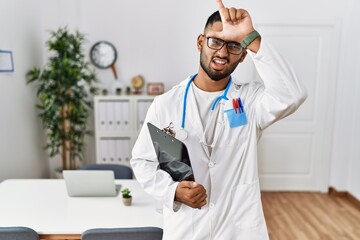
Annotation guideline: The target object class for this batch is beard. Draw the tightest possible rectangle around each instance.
[200,51,240,81]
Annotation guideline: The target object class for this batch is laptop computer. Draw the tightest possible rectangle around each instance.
[147,122,195,181]
[63,170,120,197]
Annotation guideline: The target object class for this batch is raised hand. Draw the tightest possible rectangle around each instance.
[215,0,255,43]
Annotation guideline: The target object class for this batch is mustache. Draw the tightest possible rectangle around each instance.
[211,55,229,62]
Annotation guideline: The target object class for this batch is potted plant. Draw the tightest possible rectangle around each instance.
[27,26,98,174]
[121,188,132,206]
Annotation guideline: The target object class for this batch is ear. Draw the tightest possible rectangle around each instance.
[239,51,247,63]
[197,34,204,51]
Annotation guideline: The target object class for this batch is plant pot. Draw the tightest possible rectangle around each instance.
[122,197,132,206]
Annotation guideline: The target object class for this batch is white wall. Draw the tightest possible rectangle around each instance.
[0,0,48,180]
[329,0,360,200]
[0,0,359,199]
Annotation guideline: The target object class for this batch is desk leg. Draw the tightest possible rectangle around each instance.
[39,234,81,240]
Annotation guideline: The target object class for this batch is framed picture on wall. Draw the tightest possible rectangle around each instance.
[147,82,164,95]
[0,50,14,72]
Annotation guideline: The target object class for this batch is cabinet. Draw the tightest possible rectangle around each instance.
[94,95,155,167]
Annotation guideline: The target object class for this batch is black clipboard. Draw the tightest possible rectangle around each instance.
[147,122,194,181]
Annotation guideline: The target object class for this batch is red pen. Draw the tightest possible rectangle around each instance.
[232,98,240,114]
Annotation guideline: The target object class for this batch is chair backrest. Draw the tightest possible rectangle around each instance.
[81,227,163,240]
[79,164,133,179]
[0,226,39,240]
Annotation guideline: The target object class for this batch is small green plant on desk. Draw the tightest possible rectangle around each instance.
[121,188,132,206]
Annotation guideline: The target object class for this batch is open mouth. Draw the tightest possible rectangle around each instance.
[212,57,228,70]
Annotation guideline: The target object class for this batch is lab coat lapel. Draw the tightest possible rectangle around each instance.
[202,100,225,151]
[186,84,204,140]
[209,100,225,150]
[186,85,213,158]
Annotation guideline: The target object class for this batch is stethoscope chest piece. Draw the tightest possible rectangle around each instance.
[177,129,188,141]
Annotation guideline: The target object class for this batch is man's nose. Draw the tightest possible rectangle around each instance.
[216,43,229,57]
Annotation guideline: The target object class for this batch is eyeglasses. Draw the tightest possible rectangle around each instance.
[202,35,243,55]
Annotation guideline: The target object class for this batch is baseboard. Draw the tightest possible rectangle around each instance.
[328,187,347,197]
[328,187,360,210]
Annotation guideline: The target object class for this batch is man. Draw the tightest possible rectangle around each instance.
[131,0,307,239]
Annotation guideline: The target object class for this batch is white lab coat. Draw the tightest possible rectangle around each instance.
[131,39,307,240]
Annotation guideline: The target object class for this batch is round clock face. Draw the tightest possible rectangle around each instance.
[131,75,145,89]
[90,41,117,69]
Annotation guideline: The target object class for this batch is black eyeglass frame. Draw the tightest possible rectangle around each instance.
[202,34,244,55]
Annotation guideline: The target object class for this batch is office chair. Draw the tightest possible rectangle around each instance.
[81,227,163,240]
[79,164,133,179]
[0,226,39,240]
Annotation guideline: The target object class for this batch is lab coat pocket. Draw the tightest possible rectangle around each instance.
[231,181,262,229]
[224,109,248,128]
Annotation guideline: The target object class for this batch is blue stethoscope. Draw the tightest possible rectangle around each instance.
[177,73,232,141]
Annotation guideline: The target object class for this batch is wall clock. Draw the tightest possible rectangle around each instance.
[90,41,118,79]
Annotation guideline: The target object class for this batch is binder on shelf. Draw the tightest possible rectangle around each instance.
[115,138,123,163]
[98,101,108,131]
[123,138,131,162]
[122,101,130,131]
[106,102,116,131]
[94,96,155,166]
[114,101,122,131]
[107,139,116,163]
[100,139,109,163]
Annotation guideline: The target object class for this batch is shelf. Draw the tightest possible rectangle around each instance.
[94,95,155,167]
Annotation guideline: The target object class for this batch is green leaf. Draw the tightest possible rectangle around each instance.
[27,26,99,170]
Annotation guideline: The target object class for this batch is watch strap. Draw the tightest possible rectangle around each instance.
[240,30,261,49]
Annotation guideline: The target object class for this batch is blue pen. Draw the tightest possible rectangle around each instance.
[237,97,242,113]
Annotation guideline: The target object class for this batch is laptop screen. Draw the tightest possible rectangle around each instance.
[63,170,119,197]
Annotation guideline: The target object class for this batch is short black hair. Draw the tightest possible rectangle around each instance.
[204,11,221,31]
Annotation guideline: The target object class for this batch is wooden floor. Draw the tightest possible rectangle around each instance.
[261,192,360,240]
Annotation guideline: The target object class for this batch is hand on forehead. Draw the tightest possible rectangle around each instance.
[210,0,254,43]
[216,0,244,25]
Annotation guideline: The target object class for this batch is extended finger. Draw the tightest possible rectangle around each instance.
[219,7,231,24]
[216,0,225,9]
[216,0,231,23]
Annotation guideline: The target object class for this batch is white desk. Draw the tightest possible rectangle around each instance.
[0,179,163,240]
